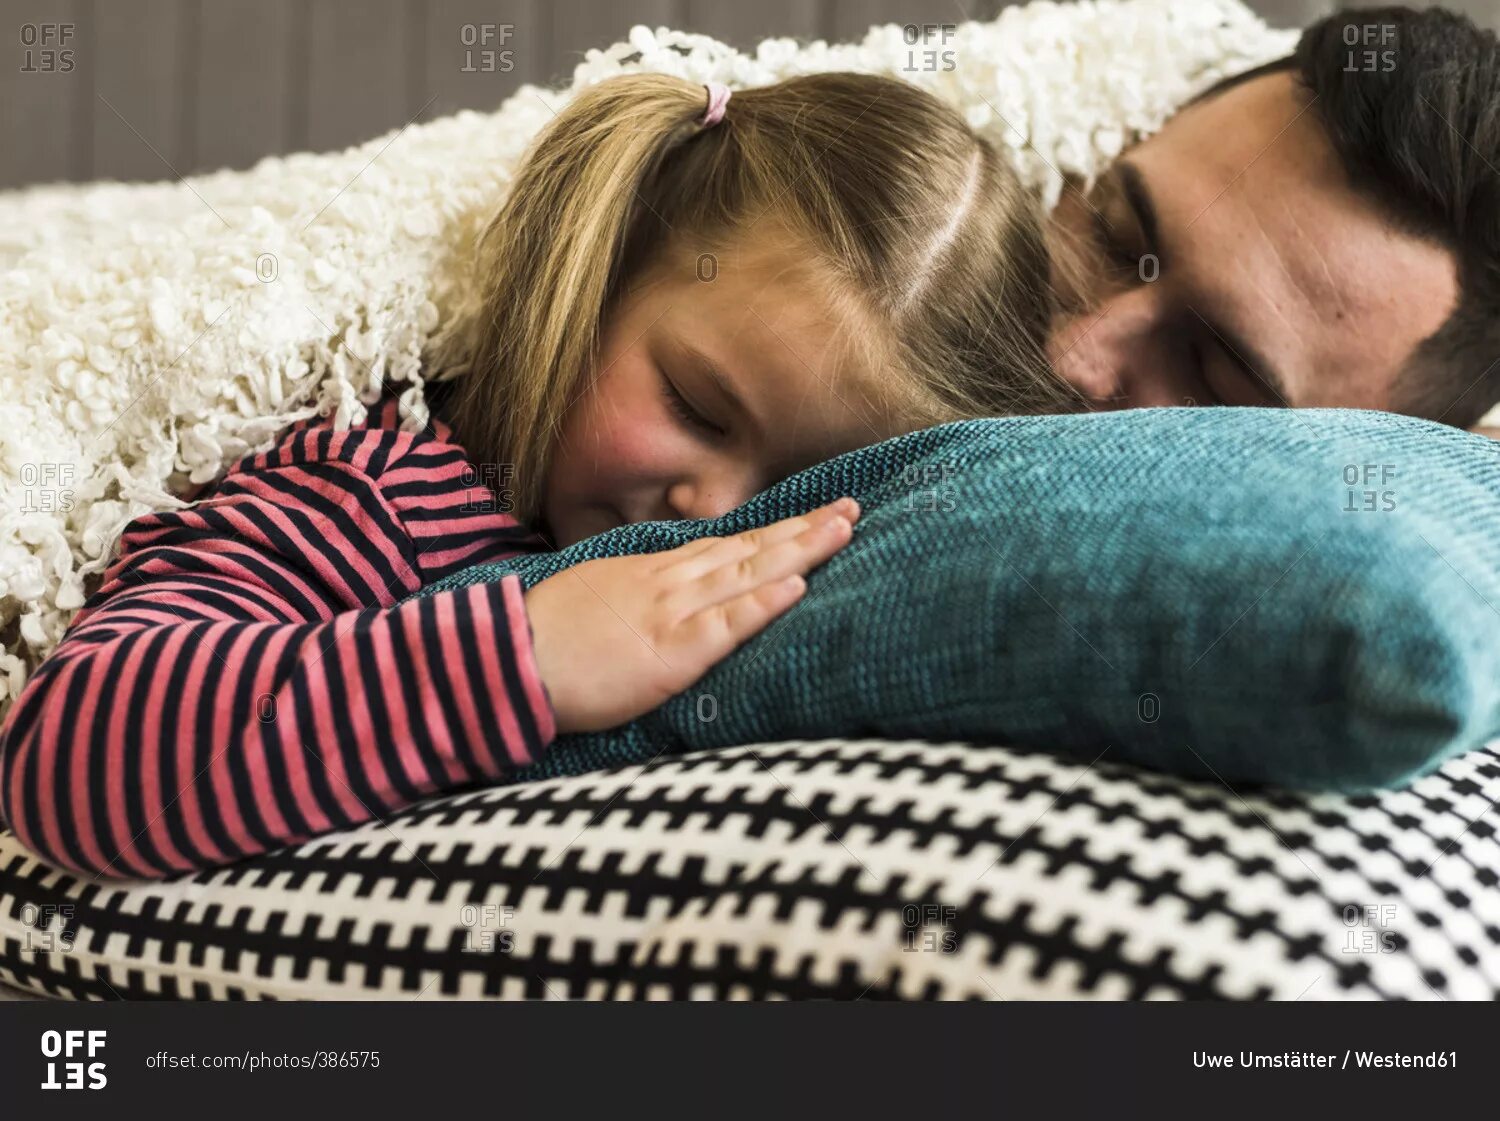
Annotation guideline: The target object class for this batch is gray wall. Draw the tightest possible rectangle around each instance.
[3,0,1498,190]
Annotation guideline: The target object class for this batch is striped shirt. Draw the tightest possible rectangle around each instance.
[0,388,557,880]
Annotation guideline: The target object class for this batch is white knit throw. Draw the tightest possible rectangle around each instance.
[0,0,1299,716]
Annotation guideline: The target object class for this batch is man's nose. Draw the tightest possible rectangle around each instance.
[1048,287,1196,410]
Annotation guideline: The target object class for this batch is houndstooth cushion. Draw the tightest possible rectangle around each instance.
[1,737,1497,1000]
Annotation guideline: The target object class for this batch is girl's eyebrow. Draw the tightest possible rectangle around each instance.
[675,339,759,433]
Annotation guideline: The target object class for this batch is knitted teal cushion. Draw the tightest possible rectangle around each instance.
[406,407,1500,792]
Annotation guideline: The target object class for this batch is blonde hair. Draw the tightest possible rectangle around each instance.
[428,71,1076,526]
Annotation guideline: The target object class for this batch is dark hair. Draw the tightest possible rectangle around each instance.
[1197,6,1500,427]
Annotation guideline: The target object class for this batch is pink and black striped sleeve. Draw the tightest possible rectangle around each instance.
[0,395,557,880]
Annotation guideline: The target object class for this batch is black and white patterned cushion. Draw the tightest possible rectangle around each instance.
[1,737,1497,1000]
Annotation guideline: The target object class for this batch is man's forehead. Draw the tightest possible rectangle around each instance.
[1133,71,1459,404]
[1179,142,1376,320]
[1139,73,1328,231]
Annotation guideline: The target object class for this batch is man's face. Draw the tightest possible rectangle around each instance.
[1044,70,1460,413]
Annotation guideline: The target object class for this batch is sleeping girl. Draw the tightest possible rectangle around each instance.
[0,71,1079,879]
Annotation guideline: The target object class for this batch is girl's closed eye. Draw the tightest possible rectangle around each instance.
[661,372,726,438]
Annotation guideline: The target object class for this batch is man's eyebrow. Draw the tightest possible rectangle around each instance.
[1115,159,1293,405]
[1115,159,1162,266]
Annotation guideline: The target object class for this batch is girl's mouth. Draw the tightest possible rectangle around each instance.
[594,503,628,534]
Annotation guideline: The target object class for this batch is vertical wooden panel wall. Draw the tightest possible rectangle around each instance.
[1,0,1498,189]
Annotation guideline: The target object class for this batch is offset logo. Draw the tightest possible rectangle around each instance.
[18,23,75,72]
[40,1029,107,1090]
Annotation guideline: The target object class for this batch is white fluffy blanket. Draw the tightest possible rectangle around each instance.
[0,0,1298,716]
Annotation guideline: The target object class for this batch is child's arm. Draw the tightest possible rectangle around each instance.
[0,396,556,880]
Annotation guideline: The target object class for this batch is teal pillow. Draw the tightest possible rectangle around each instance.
[407,407,1500,792]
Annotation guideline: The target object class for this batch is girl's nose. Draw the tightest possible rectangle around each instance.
[665,472,758,522]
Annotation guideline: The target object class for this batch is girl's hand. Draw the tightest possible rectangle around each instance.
[523,497,861,734]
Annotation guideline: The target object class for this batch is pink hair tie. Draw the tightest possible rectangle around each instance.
[698,82,731,127]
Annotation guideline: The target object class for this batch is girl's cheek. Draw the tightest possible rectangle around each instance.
[589,402,676,479]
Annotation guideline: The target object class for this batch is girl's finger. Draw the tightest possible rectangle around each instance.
[660,498,859,582]
[681,572,808,654]
[659,534,726,568]
[667,513,852,615]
